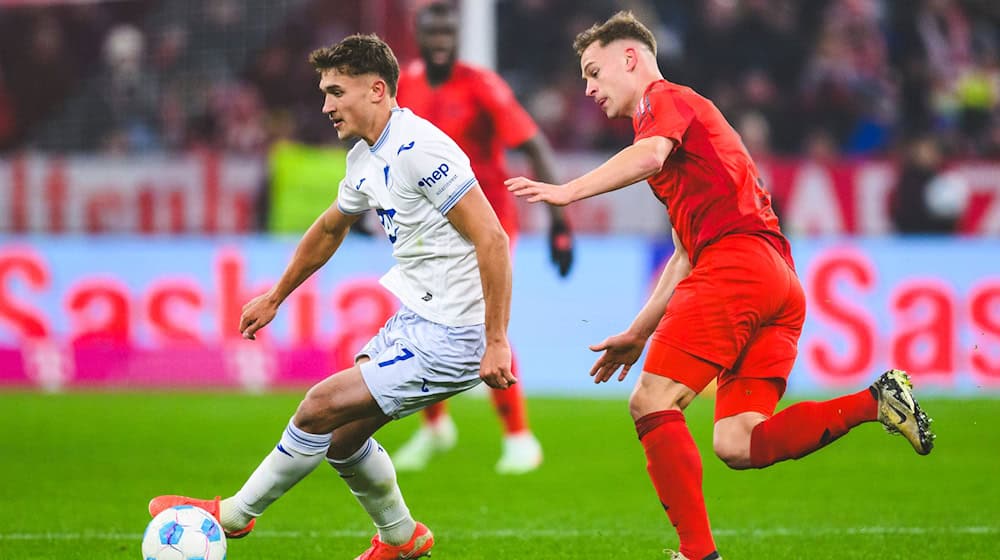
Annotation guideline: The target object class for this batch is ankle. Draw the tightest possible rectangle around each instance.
[219,497,254,530]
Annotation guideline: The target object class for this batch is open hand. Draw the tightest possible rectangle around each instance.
[505,177,574,206]
[588,330,648,383]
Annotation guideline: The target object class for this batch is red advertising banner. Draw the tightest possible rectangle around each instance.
[1,153,998,235]
[0,153,264,233]
[761,159,1000,235]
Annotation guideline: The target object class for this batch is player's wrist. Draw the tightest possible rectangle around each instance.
[626,323,654,341]
[561,180,582,204]
[485,332,510,346]
[264,288,286,307]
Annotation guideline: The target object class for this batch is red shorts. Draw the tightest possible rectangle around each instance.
[644,234,805,420]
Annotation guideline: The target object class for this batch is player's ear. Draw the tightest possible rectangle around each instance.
[624,47,638,72]
[370,78,388,103]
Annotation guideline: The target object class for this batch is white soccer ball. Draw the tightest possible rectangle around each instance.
[141,505,227,560]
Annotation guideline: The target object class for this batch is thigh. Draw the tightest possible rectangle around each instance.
[301,366,386,430]
[716,291,804,421]
[359,308,486,419]
[715,376,785,422]
[643,338,725,395]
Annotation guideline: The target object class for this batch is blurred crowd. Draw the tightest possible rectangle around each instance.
[0,0,997,161]
[500,0,1000,160]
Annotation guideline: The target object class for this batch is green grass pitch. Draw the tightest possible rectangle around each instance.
[1,391,997,559]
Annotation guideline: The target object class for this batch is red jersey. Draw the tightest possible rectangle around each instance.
[633,80,793,268]
[397,60,538,229]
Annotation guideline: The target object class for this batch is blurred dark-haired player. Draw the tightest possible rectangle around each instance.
[393,0,572,474]
[508,11,935,560]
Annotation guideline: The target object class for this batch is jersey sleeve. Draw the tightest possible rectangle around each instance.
[476,69,539,148]
[634,89,695,146]
[397,138,478,215]
[335,177,370,215]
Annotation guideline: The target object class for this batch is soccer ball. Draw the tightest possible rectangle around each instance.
[141,505,227,560]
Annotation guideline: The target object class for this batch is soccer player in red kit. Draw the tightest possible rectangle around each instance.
[507,12,935,560]
[392,1,572,474]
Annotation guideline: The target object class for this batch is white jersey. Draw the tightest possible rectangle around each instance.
[336,108,484,327]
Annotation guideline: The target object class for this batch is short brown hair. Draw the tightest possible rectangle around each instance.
[309,34,400,96]
[573,11,657,57]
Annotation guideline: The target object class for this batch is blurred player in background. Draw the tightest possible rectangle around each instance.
[150,34,515,560]
[392,0,573,475]
[508,12,935,560]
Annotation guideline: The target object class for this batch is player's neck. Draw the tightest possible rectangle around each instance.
[640,69,665,91]
[630,71,666,110]
[362,103,398,146]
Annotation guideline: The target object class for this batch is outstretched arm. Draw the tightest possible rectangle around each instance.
[506,136,674,206]
[589,229,691,383]
[240,205,360,339]
[445,185,516,390]
[517,133,574,277]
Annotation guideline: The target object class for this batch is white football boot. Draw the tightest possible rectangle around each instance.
[495,431,543,474]
[392,415,458,471]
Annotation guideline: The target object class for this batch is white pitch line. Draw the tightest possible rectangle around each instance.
[0,526,996,541]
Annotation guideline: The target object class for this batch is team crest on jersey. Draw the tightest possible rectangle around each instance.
[376,208,399,243]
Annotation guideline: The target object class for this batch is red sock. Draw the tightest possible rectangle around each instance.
[423,401,446,424]
[490,355,528,434]
[636,410,717,560]
[750,387,877,468]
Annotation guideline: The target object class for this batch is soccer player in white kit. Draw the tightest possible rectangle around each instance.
[148,34,515,560]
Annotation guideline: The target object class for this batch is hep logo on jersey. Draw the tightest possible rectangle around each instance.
[417,163,450,188]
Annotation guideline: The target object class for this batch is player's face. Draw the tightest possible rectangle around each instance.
[417,14,458,71]
[319,68,378,141]
[580,42,633,119]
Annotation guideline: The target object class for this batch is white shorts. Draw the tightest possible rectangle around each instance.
[356,306,485,419]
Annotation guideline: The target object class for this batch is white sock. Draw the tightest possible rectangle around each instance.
[328,438,416,545]
[224,419,332,526]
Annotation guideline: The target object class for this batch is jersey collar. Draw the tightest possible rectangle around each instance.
[370,107,403,154]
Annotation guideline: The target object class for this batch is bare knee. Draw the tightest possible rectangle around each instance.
[628,373,697,421]
[293,366,379,434]
[713,412,766,470]
[294,377,354,433]
[712,433,751,469]
[628,390,672,420]
[293,386,335,434]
